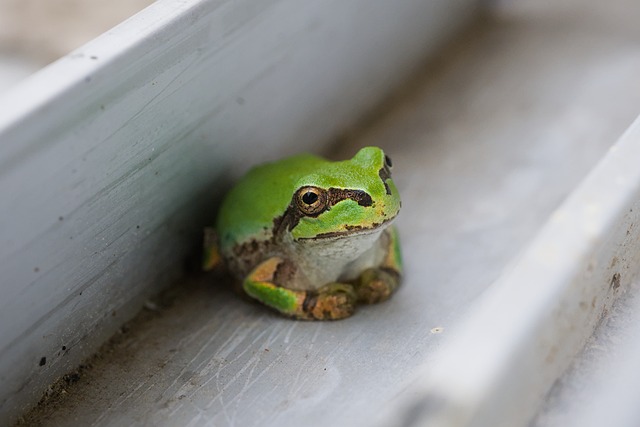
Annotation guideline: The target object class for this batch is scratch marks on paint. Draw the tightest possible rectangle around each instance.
[162,320,340,426]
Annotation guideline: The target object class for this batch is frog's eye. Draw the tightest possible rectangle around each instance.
[384,154,393,169]
[295,186,328,216]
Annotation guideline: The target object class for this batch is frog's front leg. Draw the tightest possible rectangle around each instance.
[202,227,222,271]
[355,226,403,304]
[243,257,357,320]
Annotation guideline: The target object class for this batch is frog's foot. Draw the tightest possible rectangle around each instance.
[307,283,357,320]
[243,257,356,320]
[354,268,400,305]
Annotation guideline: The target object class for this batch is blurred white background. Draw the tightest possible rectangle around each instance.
[0,0,154,92]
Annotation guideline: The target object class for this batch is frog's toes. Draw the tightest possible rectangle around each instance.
[306,283,357,320]
[355,268,400,304]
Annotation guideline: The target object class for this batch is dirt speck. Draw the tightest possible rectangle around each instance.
[610,272,621,291]
[63,372,81,385]
[545,345,558,364]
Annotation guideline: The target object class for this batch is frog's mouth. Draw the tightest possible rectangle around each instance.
[298,215,397,240]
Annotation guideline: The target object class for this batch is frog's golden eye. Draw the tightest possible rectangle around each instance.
[295,186,328,216]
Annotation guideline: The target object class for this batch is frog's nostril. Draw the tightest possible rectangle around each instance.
[378,166,392,196]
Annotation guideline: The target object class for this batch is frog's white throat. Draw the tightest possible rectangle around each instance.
[289,220,394,288]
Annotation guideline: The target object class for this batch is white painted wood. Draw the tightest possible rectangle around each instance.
[378,104,640,427]
[532,270,640,427]
[0,0,477,423]
[15,0,640,425]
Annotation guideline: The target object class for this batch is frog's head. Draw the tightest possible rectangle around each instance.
[282,146,401,240]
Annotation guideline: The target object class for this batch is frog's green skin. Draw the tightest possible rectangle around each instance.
[209,146,402,320]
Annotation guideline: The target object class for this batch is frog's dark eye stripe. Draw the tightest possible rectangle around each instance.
[295,186,328,216]
[384,154,393,169]
[327,188,372,207]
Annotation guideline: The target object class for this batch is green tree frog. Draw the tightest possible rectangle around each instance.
[204,146,402,320]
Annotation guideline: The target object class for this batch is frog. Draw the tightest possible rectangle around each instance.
[203,146,402,320]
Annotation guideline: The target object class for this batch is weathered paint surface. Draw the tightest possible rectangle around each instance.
[0,0,477,423]
[14,0,640,424]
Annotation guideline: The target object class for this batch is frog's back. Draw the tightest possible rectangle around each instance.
[217,154,327,251]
